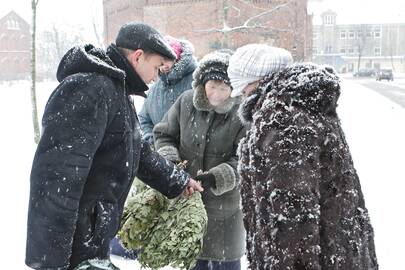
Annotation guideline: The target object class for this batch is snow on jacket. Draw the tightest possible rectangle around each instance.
[238,63,378,270]
[25,44,190,270]
[138,39,197,144]
[153,85,246,261]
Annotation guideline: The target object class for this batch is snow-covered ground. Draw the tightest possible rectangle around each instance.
[1,79,404,269]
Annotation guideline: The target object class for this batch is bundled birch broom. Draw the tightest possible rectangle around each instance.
[118,181,207,270]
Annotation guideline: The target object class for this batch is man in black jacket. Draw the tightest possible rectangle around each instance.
[25,22,202,270]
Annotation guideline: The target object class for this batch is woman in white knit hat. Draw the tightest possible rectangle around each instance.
[228,43,293,98]
[228,44,378,270]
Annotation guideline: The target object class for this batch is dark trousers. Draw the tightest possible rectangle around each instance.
[109,237,137,260]
[191,259,241,270]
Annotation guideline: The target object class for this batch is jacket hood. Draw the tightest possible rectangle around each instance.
[239,63,340,124]
[57,44,149,96]
[161,39,197,85]
[56,44,125,83]
[192,50,232,89]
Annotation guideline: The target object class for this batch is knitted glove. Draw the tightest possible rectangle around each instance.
[194,173,216,189]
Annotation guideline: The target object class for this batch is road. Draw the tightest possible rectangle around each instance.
[344,74,405,108]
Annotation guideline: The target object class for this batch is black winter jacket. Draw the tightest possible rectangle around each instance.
[25,44,190,270]
[238,63,378,270]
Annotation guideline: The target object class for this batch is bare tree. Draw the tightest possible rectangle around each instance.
[90,0,104,48]
[387,25,398,71]
[31,0,40,144]
[37,24,84,79]
[195,0,292,50]
[355,24,372,72]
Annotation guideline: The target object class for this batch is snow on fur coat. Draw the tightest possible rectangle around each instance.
[238,63,378,270]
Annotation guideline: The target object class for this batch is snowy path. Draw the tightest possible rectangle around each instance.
[0,79,404,269]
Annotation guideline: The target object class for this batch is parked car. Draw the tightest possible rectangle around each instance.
[376,69,394,81]
[353,68,376,77]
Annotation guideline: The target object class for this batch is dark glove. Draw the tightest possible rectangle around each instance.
[194,173,216,189]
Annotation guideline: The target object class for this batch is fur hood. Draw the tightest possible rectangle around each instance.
[161,39,197,85]
[192,50,232,89]
[56,44,124,82]
[239,63,340,125]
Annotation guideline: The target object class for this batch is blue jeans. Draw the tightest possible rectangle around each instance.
[192,259,241,270]
[109,237,137,260]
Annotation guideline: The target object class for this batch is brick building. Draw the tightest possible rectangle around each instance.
[0,11,31,80]
[103,0,312,60]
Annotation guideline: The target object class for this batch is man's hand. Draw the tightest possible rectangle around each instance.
[183,179,204,197]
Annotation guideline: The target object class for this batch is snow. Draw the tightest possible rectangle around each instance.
[1,78,404,269]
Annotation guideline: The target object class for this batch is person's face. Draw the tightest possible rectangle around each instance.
[159,61,174,74]
[242,81,260,97]
[204,80,232,107]
[129,50,173,84]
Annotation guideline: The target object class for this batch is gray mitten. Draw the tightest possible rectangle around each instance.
[208,163,237,196]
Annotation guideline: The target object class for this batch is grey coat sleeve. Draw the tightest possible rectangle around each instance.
[138,97,154,144]
[153,94,182,151]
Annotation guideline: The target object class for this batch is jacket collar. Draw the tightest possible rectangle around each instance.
[106,44,148,97]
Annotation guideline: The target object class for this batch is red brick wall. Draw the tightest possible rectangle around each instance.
[0,11,31,80]
[103,0,312,60]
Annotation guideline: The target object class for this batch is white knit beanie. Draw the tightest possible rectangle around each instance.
[228,44,293,97]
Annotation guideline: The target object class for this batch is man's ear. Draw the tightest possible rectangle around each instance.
[129,49,144,66]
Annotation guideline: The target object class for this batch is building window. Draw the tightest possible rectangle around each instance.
[374,28,381,38]
[348,31,355,39]
[374,47,381,56]
[313,32,318,40]
[340,48,346,54]
[313,47,318,54]
[325,15,334,25]
[348,47,354,54]
[6,19,20,30]
[325,45,332,54]
[366,31,372,37]
[340,30,346,39]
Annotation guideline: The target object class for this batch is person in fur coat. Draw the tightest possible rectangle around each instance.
[154,50,246,270]
[228,44,378,270]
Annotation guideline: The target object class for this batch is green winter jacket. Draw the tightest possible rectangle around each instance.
[154,86,246,261]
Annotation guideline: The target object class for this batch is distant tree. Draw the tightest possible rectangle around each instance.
[355,24,372,72]
[91,0,104,48]
[196,0,292,49]
[387,25,398,71]
[31,0,40,144]
[37,24,84,78]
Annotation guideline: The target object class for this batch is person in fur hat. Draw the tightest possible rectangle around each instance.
[228,44,378,269]
[138,36,197,146]
[154,50,246,270]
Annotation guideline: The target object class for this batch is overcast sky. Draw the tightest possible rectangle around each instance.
[1,0,404,40]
